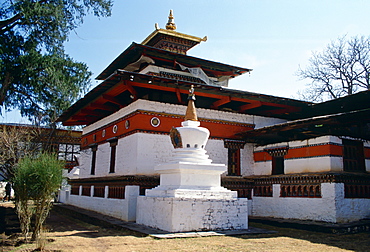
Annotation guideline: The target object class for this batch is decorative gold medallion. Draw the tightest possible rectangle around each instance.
[151,117,160,127]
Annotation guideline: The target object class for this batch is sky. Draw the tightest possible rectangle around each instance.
[2,0,370,123]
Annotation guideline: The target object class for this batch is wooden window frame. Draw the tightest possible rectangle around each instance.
[265,146,288,175]
[272,156,284,175]
[228,148,241,176]
[109,138,118,173]
[343,139,365,172]
[90,145,98,175]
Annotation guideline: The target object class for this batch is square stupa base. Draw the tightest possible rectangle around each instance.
[136,196,248,232]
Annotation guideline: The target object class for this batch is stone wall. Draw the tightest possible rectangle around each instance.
[137,196,248,232]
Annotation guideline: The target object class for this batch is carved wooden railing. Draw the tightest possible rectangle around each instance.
[93,186,105,198]
[221,178,253,199]
[71,185,79,195]
[253,185,273,197]
[345,184,370,198]
[280,184,321,198]
[81,186,90,196]
[67,172,370,199]
[108,186,125,199]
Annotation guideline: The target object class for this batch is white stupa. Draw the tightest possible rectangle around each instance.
[136,86,248,232]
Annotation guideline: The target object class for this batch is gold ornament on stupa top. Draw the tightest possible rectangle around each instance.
[184,85,198,121]
[165,10,176,30]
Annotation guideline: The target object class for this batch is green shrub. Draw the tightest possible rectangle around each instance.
[13,153,64,241]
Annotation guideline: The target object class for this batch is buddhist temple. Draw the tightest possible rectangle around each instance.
[58,11,370,228]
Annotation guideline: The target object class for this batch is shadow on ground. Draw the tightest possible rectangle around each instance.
[243,221,370,252]
[2,202,370,252]
[45,208,146,239]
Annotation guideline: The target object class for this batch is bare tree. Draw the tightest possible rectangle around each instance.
[0,124,80,181]
[0,125,40,180]
[297,35,370,102]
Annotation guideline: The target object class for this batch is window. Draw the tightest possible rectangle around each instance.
[109,139,118,173]
[90,145,98,175]
[272,156,284,175]
[343,139,365,172]
[224,139,245,176]
[58,144,80,162]
[265,146,289,175]
[228,148,241,176]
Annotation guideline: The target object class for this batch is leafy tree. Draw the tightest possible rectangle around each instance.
[0,0,113,124]
[13,153,64,241]
[297,35,370,102]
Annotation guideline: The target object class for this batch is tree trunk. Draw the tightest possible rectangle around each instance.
[0,72,12,106]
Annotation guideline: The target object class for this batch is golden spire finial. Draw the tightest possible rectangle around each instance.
[165,10,176,30]
[184,85,198,121]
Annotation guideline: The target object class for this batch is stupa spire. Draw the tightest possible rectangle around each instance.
[165,10,176,30]
[184,85,198,121]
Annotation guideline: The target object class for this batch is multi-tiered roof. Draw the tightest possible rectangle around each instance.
[58,11,309,126]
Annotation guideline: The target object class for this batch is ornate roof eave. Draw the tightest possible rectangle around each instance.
[96,42,252,80]
[57,70,310,126]
[239,108,370,146]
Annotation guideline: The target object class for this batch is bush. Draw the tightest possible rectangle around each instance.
[13,153,64,241]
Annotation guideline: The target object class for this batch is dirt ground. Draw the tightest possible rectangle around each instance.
[1,201,369,252]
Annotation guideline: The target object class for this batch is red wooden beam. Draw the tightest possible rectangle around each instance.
[102,94,123,107]
[176,88,184,104]
[211,96,231,109]
[88,102,118,111]
[124,80,138,100]
[239,101,262,112]
[80,109,106,117]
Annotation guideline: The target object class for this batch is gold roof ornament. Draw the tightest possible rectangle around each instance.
[165,10,176,30]
[141,10,206,54]
[184,85,198,121]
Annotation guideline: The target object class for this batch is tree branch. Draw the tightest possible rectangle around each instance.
[0,13,22,32]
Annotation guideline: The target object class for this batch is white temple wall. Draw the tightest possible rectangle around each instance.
[253,116,286,129]
[285,156,343,174]
[250,183,369,223]
[135,133,173,175]
[116,134,140,175]
[63,185,140,221]
[241,144,254,176]
[288,135,342,147]
[253,136,345,175]
[82,99,284,135]
[79,133,235,178]
[78,99,285,179]
[253,162,271,176]
[95,142,110,176]
[83,100,249,135]
[78,148,90,178]
[205,139,227,167]
[365,141,370,172]
[333,183,370,222]
[253,155,343,176]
